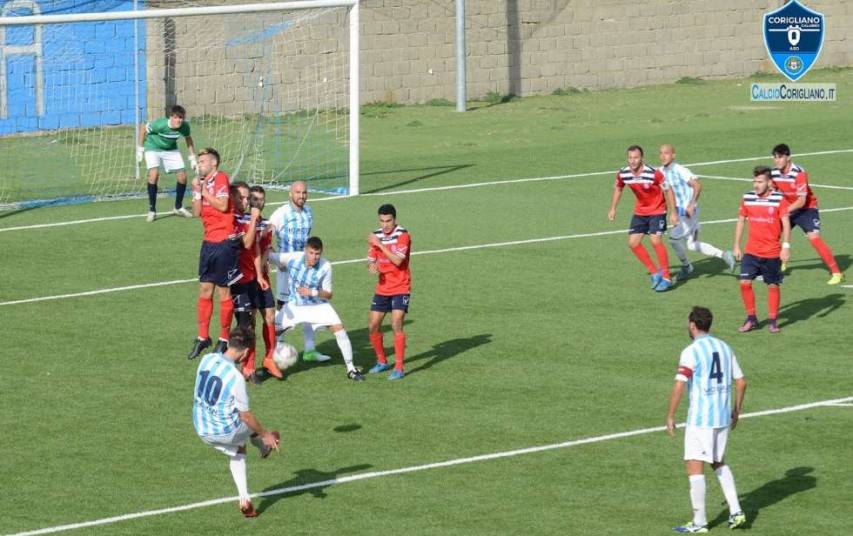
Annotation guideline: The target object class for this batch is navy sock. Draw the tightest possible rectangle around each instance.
[175,182,187,209]
[147,183,158,212]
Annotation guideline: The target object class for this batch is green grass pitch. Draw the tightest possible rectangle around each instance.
[1,69,852,535]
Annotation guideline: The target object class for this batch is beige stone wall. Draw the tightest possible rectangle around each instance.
[144,0,853,113]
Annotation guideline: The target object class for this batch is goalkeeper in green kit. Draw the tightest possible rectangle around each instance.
[138,105,197,222]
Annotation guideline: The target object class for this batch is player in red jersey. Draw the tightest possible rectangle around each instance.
[771,144,844,285]
[366,204,411,380]
[608,145,677,292]
[248,185,281,380]
[733,167,792,334]
[188,148,240,359]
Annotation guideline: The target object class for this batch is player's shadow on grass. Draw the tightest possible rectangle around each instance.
[786,254,851,275]
[777,293,845,328]
[675,257,737,285]
[708,466,816,529]
[256,463,372,513]
[405,333,493,376]
[362,164,473,194]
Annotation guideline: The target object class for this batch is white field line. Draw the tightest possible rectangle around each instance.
[7,394,852,536]
[701,174,853,191]
[841,285,853,289]
[3,206,853,307]
[2,148,852,234]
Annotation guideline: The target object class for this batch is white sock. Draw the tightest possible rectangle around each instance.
[669,237,690,265]
[715,465,742,515]
[687,236,723,258]
[334,330,355,372]
[689,474,707,526]
[229,453,250,502]
[302,323,316,352]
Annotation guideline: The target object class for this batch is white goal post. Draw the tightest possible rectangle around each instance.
[0,0,360,207]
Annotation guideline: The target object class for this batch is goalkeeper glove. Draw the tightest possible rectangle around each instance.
[136,146,144,163]
[189,154,198,173]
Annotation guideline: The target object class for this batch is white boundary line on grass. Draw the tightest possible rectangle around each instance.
[2,148,852,234]
[700,174,853,191]
[7,394,852,536]
[3,206,853,307]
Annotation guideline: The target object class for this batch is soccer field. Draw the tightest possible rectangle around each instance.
[2,70,852,535]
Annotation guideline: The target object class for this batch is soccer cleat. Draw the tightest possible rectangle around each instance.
[213,339,228,354]
[387,369,405,381]
[672,522,708,533]
[262,357,283,379]
[677,264,694,280]
[303,350,331,362]
[369,361,392,374]
[767,320,780,334]
[244,371,261,385]
[654,278,673,292]
[723,250,736,272]
[146,211,156,223]
[173,207,193,218]
[187,337,211,360]
[347,369,366,382]
[240,500,258,518]
[728,511,746,529]
[651,270,664,289]
[827,273,846,285]
[738,317,759,333]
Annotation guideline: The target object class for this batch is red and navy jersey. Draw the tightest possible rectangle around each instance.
[615,165,667,216]
[368,225,411,296]
[200,170,235,243]
[771,163,818,210]
[739,190,789,258]
[234,213,257,283]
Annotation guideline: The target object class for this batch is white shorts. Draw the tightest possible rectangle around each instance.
[684,425,729,463]
[200,422,251,457]
[276,270,290,303]
[275,302,341,331]
[670,206,701,241]
[145,149,186,173]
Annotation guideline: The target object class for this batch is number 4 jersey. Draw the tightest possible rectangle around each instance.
[675,335,744,428]
[192,352,249,438]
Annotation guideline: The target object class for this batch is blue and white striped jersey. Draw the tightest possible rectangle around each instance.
[268,203,313,252]
[192,353,249,438]
[282,252,333,306]
[661,162,696,214]
[676,335,744,428]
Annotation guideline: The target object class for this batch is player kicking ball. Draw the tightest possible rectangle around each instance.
[192,327,280,518]
[269,237,365,381]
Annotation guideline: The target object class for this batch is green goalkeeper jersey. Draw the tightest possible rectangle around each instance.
[144,117,191,151]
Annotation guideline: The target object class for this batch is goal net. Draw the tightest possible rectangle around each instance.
[0,0,359,209]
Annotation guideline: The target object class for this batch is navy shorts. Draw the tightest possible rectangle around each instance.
[371,294,410,313]
[255,282,276,310]
[789,208,821,233]
[198,241,240,288]
[629,214,667,235]
[740,254,783,285]
[230,282,257,312]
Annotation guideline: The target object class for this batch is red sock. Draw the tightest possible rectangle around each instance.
[369,332,387,363]
[243,346,256,375]
[768,286,780,320]
[263,323,276,359]
[809,237,840,274]
[393,333,406,371]
[630,244,657,274]
[652,242,671,279]
[739,281,756,316]
[219,298,234,340]
[197,297,213,339]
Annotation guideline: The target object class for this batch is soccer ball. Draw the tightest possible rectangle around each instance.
[273,343,298,370]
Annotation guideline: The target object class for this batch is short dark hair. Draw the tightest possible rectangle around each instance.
[689,306,713,332]
[169,105,186,118]
[232,180,249,191]
[198,147,220,166]
[306,236,323,251]
[378,204,396,218]
[627,144,644,157]
[228,326,255,351]
[753,165,772,178]
[772,143,791,157]
[249,185,266,195]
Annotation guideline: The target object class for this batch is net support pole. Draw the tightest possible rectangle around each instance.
[348,1,359,195]
[455,0,466,112]
[133,0,140,181]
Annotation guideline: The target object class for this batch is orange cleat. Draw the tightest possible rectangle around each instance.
[262,357,283,379]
